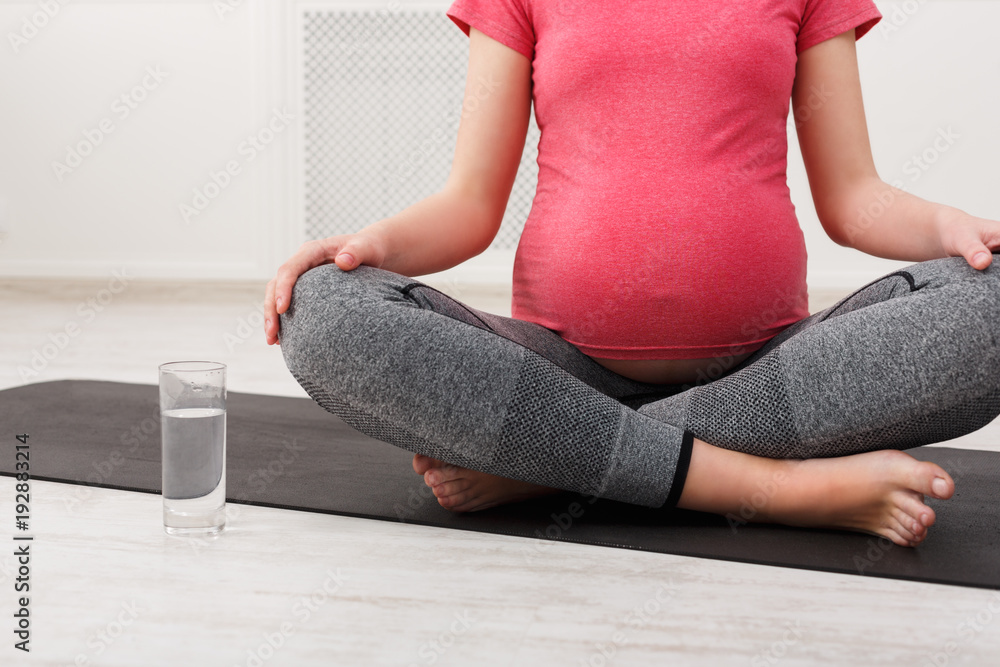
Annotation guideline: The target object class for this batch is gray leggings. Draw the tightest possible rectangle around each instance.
[277,254,1000,508]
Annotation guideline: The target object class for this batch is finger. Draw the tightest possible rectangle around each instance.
[951,228,993,270]
[333,239,367,271]
[970,247,992,271]
[334,248,356,270]
[264,279,277,344]
[333,234,385,271]
[274,240,338,314]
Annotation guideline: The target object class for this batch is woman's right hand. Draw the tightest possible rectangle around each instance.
[264,232,387,346]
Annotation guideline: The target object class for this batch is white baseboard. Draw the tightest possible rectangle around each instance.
[0,252,916,295]
[0,259,262,281]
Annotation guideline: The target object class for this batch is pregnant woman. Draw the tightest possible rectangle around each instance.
[264,0,1000,547]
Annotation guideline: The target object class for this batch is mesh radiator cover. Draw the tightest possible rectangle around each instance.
[303,9,540,251]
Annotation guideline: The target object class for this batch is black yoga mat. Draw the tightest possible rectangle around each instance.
[2,379,998,590]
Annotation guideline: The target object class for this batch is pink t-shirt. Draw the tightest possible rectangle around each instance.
[446,0,882,360]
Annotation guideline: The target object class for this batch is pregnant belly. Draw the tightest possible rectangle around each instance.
[514,197,809,358]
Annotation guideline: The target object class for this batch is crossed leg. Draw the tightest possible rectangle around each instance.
[279,254,1000,546]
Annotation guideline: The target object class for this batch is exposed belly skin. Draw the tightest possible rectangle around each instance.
[588,351,754,385]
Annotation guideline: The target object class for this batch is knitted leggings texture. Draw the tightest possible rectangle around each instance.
[278,254,1000,508]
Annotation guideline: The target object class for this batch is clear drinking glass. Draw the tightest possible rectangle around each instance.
[158,361,227,535]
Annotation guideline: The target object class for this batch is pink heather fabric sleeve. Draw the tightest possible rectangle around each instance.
[446,0,535,60]
[797,0,883,54]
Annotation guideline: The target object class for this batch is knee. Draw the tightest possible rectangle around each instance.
[939,259,1000,368]
[980,252,1000,293]
[958,256,1000,324]
[914,254,1000,318]
[277,264,395,369]
[918,253,1000,291]
[279,263,341,331]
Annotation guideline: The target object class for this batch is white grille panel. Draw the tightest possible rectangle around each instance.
[302,9,539,251]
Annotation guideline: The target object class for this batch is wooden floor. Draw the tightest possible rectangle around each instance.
[2,276,999,666]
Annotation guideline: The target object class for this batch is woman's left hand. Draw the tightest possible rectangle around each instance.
[936,209,1000,271]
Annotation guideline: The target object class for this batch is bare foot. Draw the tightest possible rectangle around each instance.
[679,442,956,547]
[411,444,955,548]
[412,454,562,512]
[774,450,953,546]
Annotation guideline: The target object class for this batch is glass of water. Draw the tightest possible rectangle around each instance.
[158,361,227,536]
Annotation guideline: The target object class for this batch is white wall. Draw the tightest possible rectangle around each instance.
[0,0,290,281]
[0,0,997,291]
[792,0,1000,289]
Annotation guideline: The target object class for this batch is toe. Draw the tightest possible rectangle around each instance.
[885,516,917,545]
[895,489,936,526]
[449,496,499,512]
[425,464,464,486]
[436,493,459,509]
[412,453,448,475]
[877,526,912,548]
[431,479,472,499]
[437,489,478,512]
[910,461,954,500]
[892,506,926,540]
[930,473,954,500]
